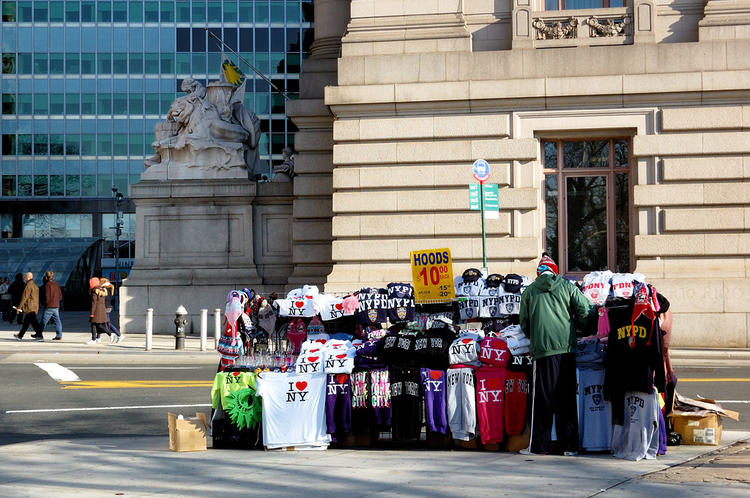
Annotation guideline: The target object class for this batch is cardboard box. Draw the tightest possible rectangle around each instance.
[168,412,208,452]
[670,413,722,446]
[505,423,531,453]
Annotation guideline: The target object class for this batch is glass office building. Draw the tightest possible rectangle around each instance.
[0,1,312,293]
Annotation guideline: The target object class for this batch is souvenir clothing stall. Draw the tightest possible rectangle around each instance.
[207,270,673,459]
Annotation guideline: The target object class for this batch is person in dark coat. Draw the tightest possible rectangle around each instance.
[13,272,43,341]
[87,277,110,345]
[40,270,64,340]
[8,273,24,324]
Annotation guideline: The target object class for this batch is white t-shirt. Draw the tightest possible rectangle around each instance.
[286,285,320,300]
[256,372,331,449]
[315,294,346,321]
[295,351,325,375]
[611,273,646,299]
[454,277,485,297]
[582,271,613,305]
[275,297,317,318]
[479,295,506,318]
[449,335,481,366]
[497,291,522,316]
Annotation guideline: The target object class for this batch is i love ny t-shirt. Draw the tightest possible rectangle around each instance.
[256,372,331,449]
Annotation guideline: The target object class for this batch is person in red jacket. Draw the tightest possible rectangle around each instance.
[40,270,64,340]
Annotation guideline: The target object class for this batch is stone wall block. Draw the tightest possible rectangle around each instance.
[648,278,725,313]
[293,175,333,197]
[661,105,743,131]
[663,207,744,231]
[332,167,360,189]
[293,198,333,218]
[333,119,361,141]
[394,81,470,103]
[397,189,467,211]
[662,156,745,181]
[293,220,333,242]
[670,313,747,348]
[433,114,510,138]
[396,140,473,163]
[359,165,435,187]
[703,182,750,204]
[333,143,398,165]
[725,280,750,312]
[360,117,435,141]
[633,184,704,206]
[331,216,361,237]
[497,187,538,209]
[634,234,705,256]
[332,191,399,213]
[365,55,421,84]
[471,138,538,161]
[662,257,747,278]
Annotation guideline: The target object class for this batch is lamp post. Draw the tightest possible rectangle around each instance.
[111,187,124,294]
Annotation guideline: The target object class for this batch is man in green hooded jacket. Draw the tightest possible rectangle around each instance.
[519,253,595,455]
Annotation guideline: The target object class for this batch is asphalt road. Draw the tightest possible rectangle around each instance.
[0,359,747,446]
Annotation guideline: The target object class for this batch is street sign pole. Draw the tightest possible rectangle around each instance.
[480,180,487,269]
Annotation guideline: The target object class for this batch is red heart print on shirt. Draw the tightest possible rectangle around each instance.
[315,339,327,344]
[232,371,240,377]
[336,374,348,385]
[307,356,319,362]
[336,354,347,359]
[335,303,344,310]
[487,378,501,390]
[461,338,473,344]
[295,381,307,391]
[294,301,304,308]
[304,295,313,299]
[429,371,442,380]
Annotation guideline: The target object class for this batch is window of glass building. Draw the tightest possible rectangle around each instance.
[129,1,143,22]
[2,176,15,196]
[2,1,16,22]
[65,1,79,22]
[49,1,64,22]
[543,138,631,275]
[176,1,190,22]
[2,135,15,155]
[17,1,31,22]
[33,2,48,22]
[2,53,14,74]
[2,93,14,114]
[22,214,93,238]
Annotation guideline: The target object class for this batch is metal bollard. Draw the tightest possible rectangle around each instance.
[174,305,188,350]
[214,308,221,349]
[145,308,153,351]
[200,309,208,352]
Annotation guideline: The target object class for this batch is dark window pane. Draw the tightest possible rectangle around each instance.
[615,172,630,272]
[81,53,95,73]
[50,1,65,21]
[614,139,628,167]
[34,175,49,196]
[18,175,32,196]
[18,1,32,21]
[545,174,558,262]
[98,94,112,114]
[543,141,557,169]
[50,134,64,154]
[176,1,190,21]
[301,1,313,22]
[34,53,48,73]
[18,53,33,74]
[65,1,80,21]
[98,134,112,154]
[2,1,16,22]
[176,28,191,52]
[81,94,96,114]
[192,28,206,51]
[34,2,48,21]
[226,1,238,22]
[2,93,15,114]
[2,134,16,155]
[66,53,80,73]
[160,1,173,21]
[129,1,143,22]
[80,174,96,195]
[129,93,143,113]
[18,134,32,154]
[287,28,300,51]
[81,1,95,21]
[271,28,284,51]
[113,134,127,155]
[192,1,205,22]
[144,53,159,73]
[66,174,80,196]
[160,53,174,73]
[207,1,221,22]
[129,53,143,73]
[207,28,222,52]
[239,28,253,51]
[80,134,96,155]
[255,28,268,51]
[286,53,300,72]
[65,93,79,114]
[302,28,313,52]
[65,134,80,154]
[563,140,610,168]
[34,134,49,155]
[50,175,65,196]
[223,28,237,51]
[113,53,128,73]
[566,175,608,272]
[113,93,128,114]
[2,54,15,74]
[2,175,16,196]
[98,1,111,22]
[98,53,112,73]
[113,1,127,22]
[237,1,250,22]
[144,1,158,21]
[49,53,64,74]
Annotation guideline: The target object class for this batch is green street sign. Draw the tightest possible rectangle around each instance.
[469,184,499,211]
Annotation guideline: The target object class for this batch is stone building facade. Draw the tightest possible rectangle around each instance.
[288,0,750,348]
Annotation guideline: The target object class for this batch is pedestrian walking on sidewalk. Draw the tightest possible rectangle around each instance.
[99,277,123,343]
[13,272,44,341]
[0,276,10,321]
[8,273,24,324]
[87,277,110,345]
[39,270,64,341]
[519,253,596,456]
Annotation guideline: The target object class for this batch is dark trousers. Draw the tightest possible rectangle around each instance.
[530,352,579,454]
[92,323,110,340]
[18,313,42,338]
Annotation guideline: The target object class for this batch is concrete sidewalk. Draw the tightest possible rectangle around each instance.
[0,431,748,497]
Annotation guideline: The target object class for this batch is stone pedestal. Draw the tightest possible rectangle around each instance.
[699,0,750,40]
[121,179,259,335]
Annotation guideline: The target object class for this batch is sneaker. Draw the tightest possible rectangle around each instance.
[563,451,579,457]
[95,338,101,344]
[13,333,22,341]
[116,335,124,344]
[52,337,62,341]
[519,448,534,455]
[34,336,44,342]
[31,334,43,339]
[86,339,97,345]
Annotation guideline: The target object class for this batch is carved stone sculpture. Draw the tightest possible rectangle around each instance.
[532,17,579,40]
[144,75,264,180]
[586,16,631,37]
[272,147,295,182]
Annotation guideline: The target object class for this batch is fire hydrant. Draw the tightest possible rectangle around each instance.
[175,305,188,350]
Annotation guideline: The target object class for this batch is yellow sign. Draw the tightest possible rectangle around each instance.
[410,248,455,303]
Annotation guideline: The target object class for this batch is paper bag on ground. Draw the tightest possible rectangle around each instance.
[168,412,208,452]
